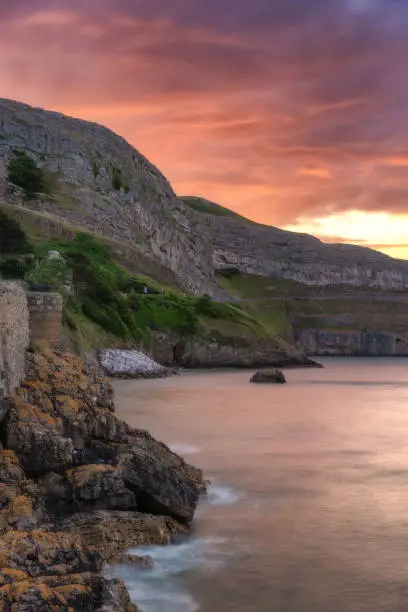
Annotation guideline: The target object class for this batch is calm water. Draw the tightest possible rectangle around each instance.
[112,358,408,612]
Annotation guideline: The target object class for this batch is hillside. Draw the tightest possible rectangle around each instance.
[189,205,408,291]
[2,98,408,294]
[0,98,219,296]
[2,98,408,358]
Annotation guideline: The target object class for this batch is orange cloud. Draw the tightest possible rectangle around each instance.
[298,167,333,179]
[1,1,408,257]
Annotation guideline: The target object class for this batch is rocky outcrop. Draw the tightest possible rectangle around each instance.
[118,442,202,522]
[176,337,322,369]
[296,329,408,356]
[197,210,408,291]
[6,398,74,476]
[56,510,188,563]
[250,369,286,384]
[99,349,172,379]
[0,349,204,610]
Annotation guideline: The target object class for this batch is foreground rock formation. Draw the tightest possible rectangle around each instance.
[0,349,204,610]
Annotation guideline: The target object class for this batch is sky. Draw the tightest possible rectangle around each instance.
[2,1,408,257]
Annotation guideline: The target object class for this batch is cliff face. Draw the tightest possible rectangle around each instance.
[296,329,408,356]
[0,99,217,295]
[196,212,408,291]
[3,99,408,298]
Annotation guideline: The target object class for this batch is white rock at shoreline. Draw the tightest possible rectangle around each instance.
[99,349,172,379]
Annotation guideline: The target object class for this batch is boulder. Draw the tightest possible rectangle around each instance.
[99,349,172,379]
[250,368,286,384]
[21,352,130,445]
[0,568,138,611]
[66,465,137,513]
[6,399,74,476]
[0,450,44,531]
[96,577,140,612]
[118,434,203,523]
[119,554,155,569]
[39,465,138,516]
[57,510,188,562]
[0,529,100,577]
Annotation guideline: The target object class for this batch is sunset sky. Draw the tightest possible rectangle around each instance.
[2,1,408,257]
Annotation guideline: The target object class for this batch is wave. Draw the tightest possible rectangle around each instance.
[202,483,244,507]
[169,443,201,456]
[109,536,228,612]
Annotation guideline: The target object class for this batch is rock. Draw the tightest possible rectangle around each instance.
[0,578,71,611]
[0,529,101,577]
[99,349,172,379]
[39,472,74,517]
[250,368,286,384]
[0,451,44,531]
[57,510,188,563]
[6,398,74,476]
[39,465,138,517]
[0,569,137,611]
[21,351,131,444]
[177,337,324,369]
[96,577,141,611]
[119,554,155,570]
[66,465,137,513]
[0,348,204,610]
[118,434,203,523]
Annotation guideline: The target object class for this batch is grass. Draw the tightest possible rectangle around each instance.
[181,196,247,219]
[216,270,305,298]
[286,297,408,333]
[0,200,180,289]
[9,229,276,351]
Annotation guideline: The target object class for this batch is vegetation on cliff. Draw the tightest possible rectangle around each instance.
[7,150,48,197]
[0,211,280,355]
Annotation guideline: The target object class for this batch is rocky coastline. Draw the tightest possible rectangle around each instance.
[0,349,204,610]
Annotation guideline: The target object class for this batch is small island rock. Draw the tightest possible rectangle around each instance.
[250,368,286,384]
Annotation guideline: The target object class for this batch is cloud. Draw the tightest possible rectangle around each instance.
[1,0,408,252]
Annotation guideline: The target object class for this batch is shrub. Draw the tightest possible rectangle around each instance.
[7,151,47,195]
[112,168,122,191]
[0,210,31,256]
[24,257,69,291]
[0,257,31,280]
[217,267,241,279]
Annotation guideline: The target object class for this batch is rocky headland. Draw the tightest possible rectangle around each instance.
[0,349,204,610]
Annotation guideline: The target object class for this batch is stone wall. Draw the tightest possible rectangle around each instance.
[0,282,29,397]
[26,292,63,347]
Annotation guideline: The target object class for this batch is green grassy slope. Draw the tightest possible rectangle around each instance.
[180,196,249,220]
[0,206,286,354]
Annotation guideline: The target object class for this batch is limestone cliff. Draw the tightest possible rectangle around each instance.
[190,205,408,291]
[0,99,217,295]
[296,329,408,356]
[3,98,408,297]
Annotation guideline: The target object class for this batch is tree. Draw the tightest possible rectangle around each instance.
[7,150,46,195]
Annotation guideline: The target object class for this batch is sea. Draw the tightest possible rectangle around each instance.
[110,358,408,612]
